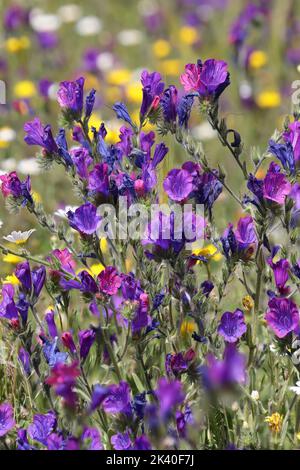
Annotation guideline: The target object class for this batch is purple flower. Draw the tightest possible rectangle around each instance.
[0,284,18,319]
[78,329,96,361]
[205,343,247,387]
[161,85,178,123]
[17,429,34,450]
[0,403,15,437]
[90,384,110,412]
[28,411,57,445]
[88,163,110,195]
[18,347,31,375]
[45,310,58,338]
[117,126,134,157]
[103,381,131,414]
[46,433,65,450]
[140,70,164,119]
[163,168,194,202]
[132,293,150,334]
[112,102,133,127]
[61,331,77,354]
[155,377,185,419]
[265,297,299,338]
[32,265,46,297]
[111,431,132,450]
[133,435,152,450]
[42,337,68,367]
[38,79,52,99]
[0,172,33,205]
[193,170,223,210]
[57,77,85,116]
[234,215,257,255]
[85,89,96,119]
[121,273,142,301]
[152,143,169,168]
[218,309,247,343]
[263,162,292,205]
[70,147,93,179]
[267,250,290,296]
[67,202,101,235]
[82,427,102,450]
[177,94,194,128]
[181,59,230,100]
[24,117,58,154]
[283,121,300,162]
[37,31,58,49]
[268,140,295,175]
[201,280,214,297]
[98,266,121,295]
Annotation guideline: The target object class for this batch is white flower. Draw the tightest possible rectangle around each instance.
[251,390,260,401]
[1,158,17,172]
[75,16,102,36]
[0,220,3,229]
[3,229,36,245]
[17,158,40,175]
[289,381,300,395]
[96,52,114,72]
[57,4,82,23]
[54,205,78,219]
[0,127,16,143]
[192,122,216,141]
[117,29,144,46]
[30,10,61,32]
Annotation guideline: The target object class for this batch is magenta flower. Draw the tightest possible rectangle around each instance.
[0,403,15,437]
[67,202,101,235]
[263,162,292,205]
[218,309,247,343]
[46,361,80,407]
[163,168,194,202]
[265,297,299,338]
[98,266,121,295]
[180,59,230,99]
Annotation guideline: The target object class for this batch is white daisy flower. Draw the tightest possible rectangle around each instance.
[289,381,300,395]
[75,16,102,36]
[54,205,78,219]
[3,229,36,245]
[117,29,144,46]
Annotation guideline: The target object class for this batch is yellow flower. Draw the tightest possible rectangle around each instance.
[193,244,222,263]
[106,127,119,144]
[14,80,36,99]
[105,86,122,103]
[296,432,300,441]
[126,82,143,104]
[89,263,104,276]
[152,39,171,59]
[3,274,20,285]
[106,69,131,86]
[256,90,281,109]
[242,295,254,312]
[84,73,100,91]
[0,141,9,149]
[100,238,108,254]
[160,59,182,76]
[179,26,199,45]
[180,318,197,338]
[88,114,102,139]
[265,413,283,433]
[5,36,30,53]
[2,253,22,264]
[248,50,267,69]
[32,191,42,204]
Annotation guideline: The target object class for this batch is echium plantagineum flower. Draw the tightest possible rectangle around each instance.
[140,70,164,120]
[180,59,230,101]
[24,117,58,155]
[155,377,185,420]
[102,381,131,414]
[98,266,121,296]
[165,349,195,378]
[229,3,266,48]
[57,77,85,118]
[217,309,247,343]
[283,121,300,161]
[0,402,15,437]
[27,411,57,445]
[67,202,101,235]
[268,139,295,175]
[203,343,247,388]
[0,172,33,206]
[221,215,257,261]
[78,329,96,361]
[15,261,46,298]
[46,361,80,407]
[267,247,290,296]
[265,297,299,338]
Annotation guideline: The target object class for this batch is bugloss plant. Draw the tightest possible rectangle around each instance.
[1,58,300,450]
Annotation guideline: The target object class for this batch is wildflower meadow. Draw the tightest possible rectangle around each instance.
[1,0,300,457]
